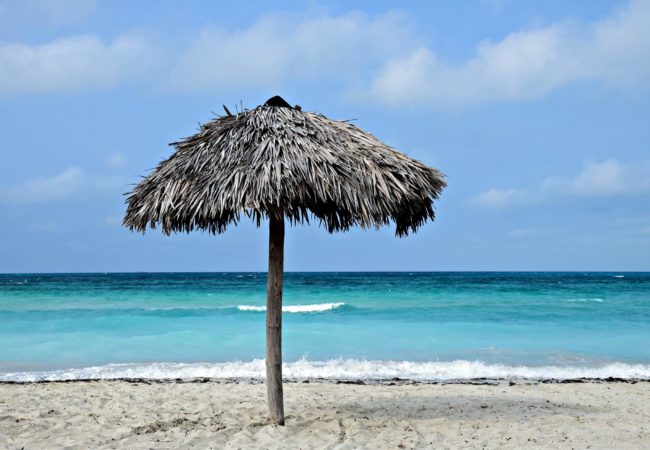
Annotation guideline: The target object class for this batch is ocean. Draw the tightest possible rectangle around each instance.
[1,272,649,382]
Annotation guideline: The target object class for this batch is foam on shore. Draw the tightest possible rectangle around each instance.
[3,359,650,382]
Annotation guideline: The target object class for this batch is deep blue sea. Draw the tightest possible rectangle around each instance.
[1,272,649,381]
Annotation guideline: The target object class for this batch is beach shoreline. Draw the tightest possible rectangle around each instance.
[2,379,648,449]
[1,376,648,385]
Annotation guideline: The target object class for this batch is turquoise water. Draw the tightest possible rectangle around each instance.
[1,272,649,381]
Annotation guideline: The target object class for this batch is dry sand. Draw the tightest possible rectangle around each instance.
[1,380,649,449]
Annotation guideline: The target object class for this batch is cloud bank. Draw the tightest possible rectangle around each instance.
[166,12,415,91]
[0,34,154,94]
[4,166,125,202]
[369,0,650,105]
[1,1,649,105]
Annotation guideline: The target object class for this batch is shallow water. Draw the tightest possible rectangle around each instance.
[1,272,649,381]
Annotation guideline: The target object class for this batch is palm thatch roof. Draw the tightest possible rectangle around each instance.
[123,96,446,236]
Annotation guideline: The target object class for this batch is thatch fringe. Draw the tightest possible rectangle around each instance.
[123,100,446,236]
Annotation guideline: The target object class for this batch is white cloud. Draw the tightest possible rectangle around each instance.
[9,166,85,201]
[0,34,154,94]
[1,11,413,94]
[3,1,649,103]
[106,152,127,169]
[369,0,650,105]
[541,160,628,196]
[167,12,415,90]
[4,167,125,202]
[471,160,650,208]
[470,188,529,208]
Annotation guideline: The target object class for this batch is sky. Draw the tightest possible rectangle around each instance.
[1,0,649,272]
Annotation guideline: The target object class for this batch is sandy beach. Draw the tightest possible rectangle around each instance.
[1,380,648,449]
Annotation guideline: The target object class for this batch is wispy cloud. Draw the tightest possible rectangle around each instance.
[471,188,529,209]
[166,12,415,91]
[0,11,414,95]
[540,160,629,196]
[0,34,156,94]
[103,215,123,227]
[105,152,127,169]
[4,167,125,202]
[368,0,650,105]
[507,227,540,238]
[471,160,650,209]
[2,0,649,105]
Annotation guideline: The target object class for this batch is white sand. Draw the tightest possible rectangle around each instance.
[1,380,648,449]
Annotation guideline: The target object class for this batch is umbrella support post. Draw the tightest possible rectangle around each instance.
[266,214,285,425]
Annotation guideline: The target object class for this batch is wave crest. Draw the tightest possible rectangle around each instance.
[566,298,604,303]
[237,303,345,313]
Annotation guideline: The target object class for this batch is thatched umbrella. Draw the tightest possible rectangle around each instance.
[123,96,446,425]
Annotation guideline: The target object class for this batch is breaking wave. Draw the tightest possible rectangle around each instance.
[2,359,650,382]
[566,298,604,303]
[236,303,345,313]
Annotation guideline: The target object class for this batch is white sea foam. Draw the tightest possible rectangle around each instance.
[566,298,604,303]
[237,303,345,313]
[613,275,625,278]
[2,359,650,382]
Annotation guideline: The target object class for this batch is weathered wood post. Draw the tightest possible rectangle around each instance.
[266,213,285,425]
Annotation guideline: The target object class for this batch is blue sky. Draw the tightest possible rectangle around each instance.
[1,0,649,272]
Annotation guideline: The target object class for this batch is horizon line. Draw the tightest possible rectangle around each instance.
[1,270,648,275]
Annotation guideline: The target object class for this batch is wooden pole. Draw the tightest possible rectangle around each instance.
[266,213,285,425]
